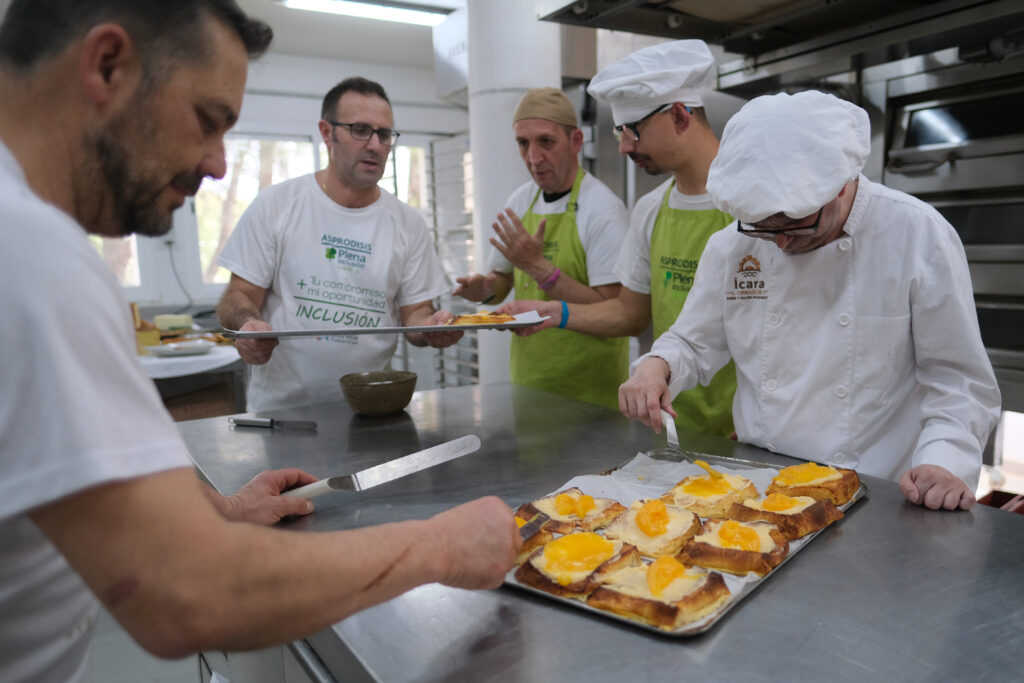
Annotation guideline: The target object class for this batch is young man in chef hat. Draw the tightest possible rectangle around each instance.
[454,87,630,409]
[0,2,520,678]
[500,40,737,437]
[619,90,1000,511]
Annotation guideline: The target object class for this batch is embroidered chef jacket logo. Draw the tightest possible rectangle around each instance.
[726,255,767,301]
[321,233,372,273]
[659,255,700,294]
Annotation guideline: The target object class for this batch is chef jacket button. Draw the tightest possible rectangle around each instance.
[767,313,780,326]
[765,379,777,392]
[834,385,848,398]
[838,314,851,326]
[838,239,851,252]
[834,453,847,463]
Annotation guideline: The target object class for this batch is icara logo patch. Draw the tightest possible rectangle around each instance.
[726,255,767,300]
[322,233,371,273]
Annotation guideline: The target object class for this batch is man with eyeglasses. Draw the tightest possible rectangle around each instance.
[499,41,737,437]
[454,87,630,409]
[620,91,1000,511]
[217,76,463,411]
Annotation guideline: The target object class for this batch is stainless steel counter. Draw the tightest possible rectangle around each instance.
[180,383,1024,683]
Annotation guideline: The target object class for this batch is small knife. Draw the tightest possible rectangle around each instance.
[228,417,318,431]
[518,512,551,540]
[283,434,482,500]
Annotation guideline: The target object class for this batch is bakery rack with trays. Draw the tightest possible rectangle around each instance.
[503,449,868,637]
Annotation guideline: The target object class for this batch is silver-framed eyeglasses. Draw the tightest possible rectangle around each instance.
[736,208,823,239]
[612,103,672,143]
[327,120,400,146]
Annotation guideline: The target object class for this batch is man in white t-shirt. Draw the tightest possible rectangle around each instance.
[217,77,463,411]
[454,87,630,409]
[0,3,519,681]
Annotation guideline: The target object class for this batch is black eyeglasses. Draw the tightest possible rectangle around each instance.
[613,104,672,143]
[736,208,823,239]
[326,120,400,146]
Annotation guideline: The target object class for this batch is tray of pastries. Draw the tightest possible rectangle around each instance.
[506,451,867,636]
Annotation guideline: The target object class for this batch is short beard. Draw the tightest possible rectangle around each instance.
[80,107,202,237]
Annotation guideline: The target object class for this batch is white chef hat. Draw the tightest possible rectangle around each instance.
[587,40,714,126]
[706,91,871,223]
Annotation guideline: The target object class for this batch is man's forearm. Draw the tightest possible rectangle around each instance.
[565,294,650,337]
[216,289,263,330]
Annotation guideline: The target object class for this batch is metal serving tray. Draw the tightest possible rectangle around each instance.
[503,450,868,637]
[221,312,547,339]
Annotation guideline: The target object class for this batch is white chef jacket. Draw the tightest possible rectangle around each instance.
[640,176,1001,487]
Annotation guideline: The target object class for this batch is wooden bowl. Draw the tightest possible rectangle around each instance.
[340,370,417,416]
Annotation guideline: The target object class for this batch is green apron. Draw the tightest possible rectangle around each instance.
[510,169,629,409]
[649,185,737,437]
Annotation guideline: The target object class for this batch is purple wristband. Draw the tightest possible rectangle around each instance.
[538,267,561,291]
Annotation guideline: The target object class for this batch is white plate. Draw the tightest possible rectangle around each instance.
[145,339,216,357]
[221,311,549,339]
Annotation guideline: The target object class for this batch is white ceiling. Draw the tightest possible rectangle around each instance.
[0,0,448,68]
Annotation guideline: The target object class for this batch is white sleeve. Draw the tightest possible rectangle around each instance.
[909,225,1001,486]
[397,208,450,307]
[578,181,628,287]
[633,230,733,393]
[216,189,280,288]
[614,187,664,294]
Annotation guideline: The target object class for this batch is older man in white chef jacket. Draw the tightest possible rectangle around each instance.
[619,91,1001,511]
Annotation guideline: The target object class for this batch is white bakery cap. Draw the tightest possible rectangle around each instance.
[706,90,871,223]
[587,40,713,126]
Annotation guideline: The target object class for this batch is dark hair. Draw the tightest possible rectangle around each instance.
[0,0,272,73]
[321,77,391,120]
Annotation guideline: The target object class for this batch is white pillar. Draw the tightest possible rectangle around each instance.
[466,0,561,385]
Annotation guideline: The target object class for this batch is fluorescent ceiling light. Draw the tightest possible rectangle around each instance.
[280,0,451,27]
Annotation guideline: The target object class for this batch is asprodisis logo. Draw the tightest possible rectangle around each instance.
[726,255,767,300]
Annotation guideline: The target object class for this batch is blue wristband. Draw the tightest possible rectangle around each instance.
[558,300,569,329]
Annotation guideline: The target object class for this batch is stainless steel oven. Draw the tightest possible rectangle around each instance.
[882,59,1024,434]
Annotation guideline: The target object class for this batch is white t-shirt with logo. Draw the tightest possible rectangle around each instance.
[486,172,628,287]
[219,174,448,411]
[0,143,192,683]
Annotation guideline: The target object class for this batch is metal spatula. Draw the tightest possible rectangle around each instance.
[661,409,679,449]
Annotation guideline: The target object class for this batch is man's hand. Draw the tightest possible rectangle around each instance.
[420,309,464,348]
[235,319,278,365]
[898,465,976,511]
[491,209,550,281]
[495,300,561,336]
[618,357,674,432]
[222,469,321,524]
[429,496,521,589]
[453,273,497,303]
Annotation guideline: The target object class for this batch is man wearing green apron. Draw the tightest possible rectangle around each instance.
[499,40,737,437]
[455,88,629,409]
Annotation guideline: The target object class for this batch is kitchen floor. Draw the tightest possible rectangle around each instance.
[84,412,1024,683]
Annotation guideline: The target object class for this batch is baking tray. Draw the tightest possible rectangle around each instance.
[221,311,546,339]
[503,450,868,637]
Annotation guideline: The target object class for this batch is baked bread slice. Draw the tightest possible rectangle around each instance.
[677,519,789,577]
[514,531,640,599]
[449,312,515,325]
[661,465,759,518]
[726,494,844,540]
[766,462,860,506]
[515,487,626,535]
[603,499,701,557]
[515,522,555,566]
[587,557,732,630]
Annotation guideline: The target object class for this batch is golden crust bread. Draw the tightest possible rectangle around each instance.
[660,473,758,518]
[515,487,627,535]
[513,536,641,599]
[726,497,844,540]
[603,500,701,557]
[449,312,516,326]
[766,464,860,506]
[677,519,789,577]
[587,565,731,630]
[515,527,555,566]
